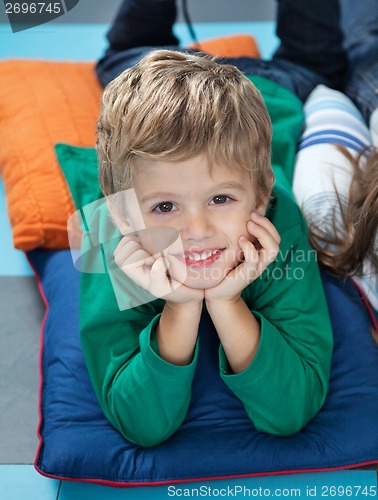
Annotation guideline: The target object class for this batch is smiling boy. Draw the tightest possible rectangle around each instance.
[80,50,333,447]
[113,153,280,372]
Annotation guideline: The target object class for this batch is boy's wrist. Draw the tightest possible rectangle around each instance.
[156,299,202,366]
[205,294,242,310]
[205,296,261,374]
[165,298,203,314]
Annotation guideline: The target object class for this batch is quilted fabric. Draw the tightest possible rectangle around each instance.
[29,247,378,486]
[0,60,102,250]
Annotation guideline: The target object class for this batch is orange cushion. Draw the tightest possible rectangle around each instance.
[0,60,102,250]
[190,34,260,58]
[0,35,259,251]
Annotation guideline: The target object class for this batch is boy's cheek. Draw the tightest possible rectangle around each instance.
[136,226,182,256]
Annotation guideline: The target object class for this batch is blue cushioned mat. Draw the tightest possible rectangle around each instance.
[28,248,378,487]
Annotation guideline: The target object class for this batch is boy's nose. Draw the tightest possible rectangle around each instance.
[181,211,214,242]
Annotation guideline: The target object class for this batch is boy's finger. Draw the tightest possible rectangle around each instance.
[249,213,281,245]
[149,257,172,297]
[247,221,280,257]
[114,236,140,259]
[122,264,150,290]
[114,240,142,266]
[115,239,156,268]
[126,249,156,267]
[235,237,262,282]
[239,237,259,265]
[114,233,140,253]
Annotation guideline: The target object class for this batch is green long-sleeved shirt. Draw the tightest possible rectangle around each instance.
[79,77,333,447]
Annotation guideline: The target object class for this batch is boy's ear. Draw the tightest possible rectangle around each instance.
[106,198,133,235]
[255,200,268,217]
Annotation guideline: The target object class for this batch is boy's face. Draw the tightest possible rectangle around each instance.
[126,155,265,289]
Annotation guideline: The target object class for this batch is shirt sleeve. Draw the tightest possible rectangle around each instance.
[219,202,333,436]
[79,246,199,447]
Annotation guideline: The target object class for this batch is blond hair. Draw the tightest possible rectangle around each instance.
[97,49,273,204]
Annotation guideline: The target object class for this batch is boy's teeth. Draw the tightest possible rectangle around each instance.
[187,249,219,261]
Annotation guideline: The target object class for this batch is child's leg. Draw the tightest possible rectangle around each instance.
[96,0,180,87]
[215,0,346,102]
[95,0,340,103]
[340,0,378,123]
[106,0,178,51]
[272,0,347,90]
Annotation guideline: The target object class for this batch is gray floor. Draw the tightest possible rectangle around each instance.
[0,277,44,463]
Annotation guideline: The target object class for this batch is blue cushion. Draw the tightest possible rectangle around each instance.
[28,248,378,486]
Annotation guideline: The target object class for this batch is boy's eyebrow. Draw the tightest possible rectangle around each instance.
[140,192,177,203]
[213,181,246,191]
[140,182,246,203]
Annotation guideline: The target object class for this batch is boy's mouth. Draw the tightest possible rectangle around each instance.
[175,248,225,267]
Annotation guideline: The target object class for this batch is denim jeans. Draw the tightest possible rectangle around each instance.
[96,0,378,122]
[339,0,378,123]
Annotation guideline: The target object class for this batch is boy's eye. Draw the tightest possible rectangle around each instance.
[153,201,177,213]
[210,195,231,205]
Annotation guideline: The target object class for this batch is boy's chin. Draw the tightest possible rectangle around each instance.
[167,260,238,290]
[180,274,226,290]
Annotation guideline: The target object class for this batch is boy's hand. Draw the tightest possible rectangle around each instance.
[204,212,281,304]
[114,233,204,306]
